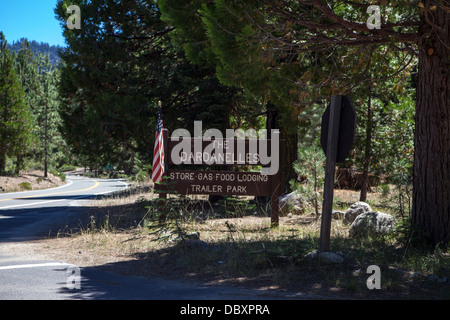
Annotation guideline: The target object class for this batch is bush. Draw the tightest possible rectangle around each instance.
[291,145,325,214]
[380,183,390,197]
[19,182,32,190]
[58,164,77,172]
[50,169,66,182]
[135,170,150,182]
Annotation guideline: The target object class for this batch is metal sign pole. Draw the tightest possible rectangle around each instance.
[319,95,342,252]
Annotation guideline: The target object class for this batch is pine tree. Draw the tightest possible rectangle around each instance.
[0,32,35,174]
[54,0,253,172]
[13,40,70,174]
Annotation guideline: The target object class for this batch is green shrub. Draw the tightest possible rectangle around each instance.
[380,183,390,197]
[58,164,77,172]
[19,182,32,190]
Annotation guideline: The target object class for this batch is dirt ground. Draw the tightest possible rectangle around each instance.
[0,170,66,193]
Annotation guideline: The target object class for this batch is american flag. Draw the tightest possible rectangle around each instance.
[152,101,164,183]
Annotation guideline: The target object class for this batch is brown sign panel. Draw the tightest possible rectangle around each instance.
[320,95,356,163]
[167,138,276,166]
[157,129,284,226]
[158,170,274,196]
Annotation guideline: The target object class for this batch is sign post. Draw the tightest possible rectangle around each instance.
[319,95,356,252]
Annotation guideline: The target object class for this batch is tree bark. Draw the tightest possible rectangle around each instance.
[266,104,297,194]
[0,154,5,173]
[412,5,450,246]
[360,87,373,202]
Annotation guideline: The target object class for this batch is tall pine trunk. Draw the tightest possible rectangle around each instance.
[266,104,297,194]
[412,5,450,246]
[0,154,5,173]
[360,87,373,202]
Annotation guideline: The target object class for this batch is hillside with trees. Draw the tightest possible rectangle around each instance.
[7,38,63,66]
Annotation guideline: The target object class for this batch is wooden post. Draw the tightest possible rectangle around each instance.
[270,174,280,227]
[270,138,285,227]
[319,95,342,252]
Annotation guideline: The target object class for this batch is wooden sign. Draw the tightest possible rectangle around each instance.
[155,129,284,226]
[161,170,273,196]
[167,138,277,166]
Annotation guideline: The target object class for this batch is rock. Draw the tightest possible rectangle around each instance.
[182,239,209,249]
[304,250,343,264]
[343,201,372,224]
[428,275,439,282]
[352,268,362,276]
[319,252,344,264]
[184,232,200,240]
[349,211,395,237]
[332,210,345,220]
[279,191,305,216]
[304,250,319,260]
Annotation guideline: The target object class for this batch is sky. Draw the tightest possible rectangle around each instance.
[0,0,66,47]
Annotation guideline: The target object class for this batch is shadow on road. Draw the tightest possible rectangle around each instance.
[56,261,293,300]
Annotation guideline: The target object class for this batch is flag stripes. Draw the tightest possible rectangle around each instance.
[152,102,164,183]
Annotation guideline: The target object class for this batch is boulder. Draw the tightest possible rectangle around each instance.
[182,239,209,249]
[304,250,344,264]
[332,210,345,220]
[184,232,200,240]
[279,191,305,216]
[349,211,395,237]
[319,252,344,264]
[343,201,372,224]
[304,250,319,260]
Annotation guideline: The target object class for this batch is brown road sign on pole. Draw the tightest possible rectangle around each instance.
[319,95,356,252]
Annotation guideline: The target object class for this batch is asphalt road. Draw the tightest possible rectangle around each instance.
[0,175,129,242]
[0,176,309,301]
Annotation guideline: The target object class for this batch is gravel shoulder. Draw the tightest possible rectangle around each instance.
[0,170,65,193]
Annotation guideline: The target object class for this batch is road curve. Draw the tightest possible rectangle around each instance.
[0,175,129,242]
